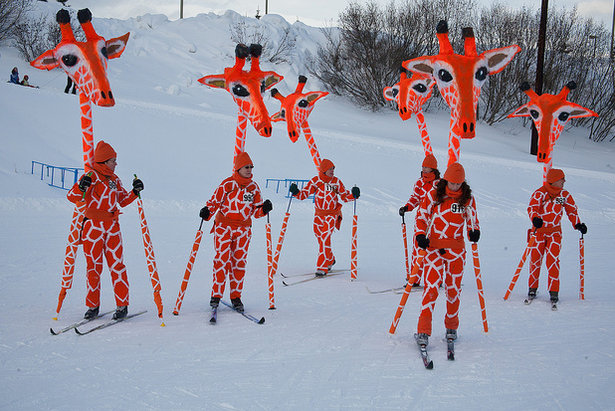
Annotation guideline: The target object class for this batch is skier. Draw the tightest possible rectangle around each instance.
[526,168,586,304]
[289,159,360,276]
[414,162,479,346]
[67,141,143,320]
[399,154,440,287]
[199,152,272,312]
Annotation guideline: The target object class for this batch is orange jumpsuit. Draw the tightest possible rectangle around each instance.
[404,175,438,284]
[527,186,580,293]
[295,175,354,272]
[206,176,266,299]
[415,189,479,336]
[67,166,137,308]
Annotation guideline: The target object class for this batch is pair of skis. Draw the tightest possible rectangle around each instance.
[50,310,147,335]
[210,300,265,325]
[280,268,349,286]
[414,334,455,369]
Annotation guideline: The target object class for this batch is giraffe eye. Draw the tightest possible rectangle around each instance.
[62,54,78,67]
[530,109,540,119]
[298,99,308,108]
[280,109,286,119]
[391,88,399,97]
[101,46,108,58]
[412,84,427,93]
[438,69,453,83]
[558,112,570,122]
[475,66,488,81]
[232,84,250,97]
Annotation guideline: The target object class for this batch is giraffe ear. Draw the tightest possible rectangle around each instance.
[261,72,283,90]
[383,86,396,101]
[271,111,284,122]
[483,45,521,74]
[402,57,435,77]
[306,91,327,104]
[105,33,130,59]
[30,50,59,71]
[507,103,531,118]
[561,103,598,119]
[198,75,227,89]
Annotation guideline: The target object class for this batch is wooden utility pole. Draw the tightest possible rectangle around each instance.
[265,0,269,14]
[531,0,548,155]
[180,0,183,19]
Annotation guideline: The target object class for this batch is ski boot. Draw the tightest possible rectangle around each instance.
[415,333,429,346]
[84,306,99,320]
[231,297,244,313]
[528,288,537,299]
[112,306,128,320]
[315,269,327,277]
[549,291,559,303]
[446,328,457,341]
[210,296,220,308]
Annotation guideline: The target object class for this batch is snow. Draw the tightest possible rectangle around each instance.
[1,4,615,410]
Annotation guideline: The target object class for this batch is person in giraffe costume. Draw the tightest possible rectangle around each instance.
[67,141,143,320]
[526,168,587,304]
[413,162,479,347]
[399,154,441,287]
[199,152,272,312]
[289,159,360,276]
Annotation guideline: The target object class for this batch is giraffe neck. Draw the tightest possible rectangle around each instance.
[233,112,249,167]
[301,123,322,169]
[79,93,94,170]
[414,111,433,156]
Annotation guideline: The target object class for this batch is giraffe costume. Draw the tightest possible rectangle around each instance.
[414,163,479,339]
[67,141,139,317]
[527,168,585,302]
[202,152,269,308]
[292,159,357,274]
[401,154,440,286]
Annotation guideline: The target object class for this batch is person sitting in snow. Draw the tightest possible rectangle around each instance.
[9,67,19,84]
[526,168,586,305]
[414,162,479,347]
[399,154,440,287]
[67,141,143,320]
[199,152,272,313]
[289,159,360,276]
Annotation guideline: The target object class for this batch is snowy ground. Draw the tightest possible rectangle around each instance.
[1,4,615,410]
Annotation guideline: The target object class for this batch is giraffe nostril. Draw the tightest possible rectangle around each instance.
[469,123,474,132]
[101,91,106,99]
[108,91,113,99]
[463,123,468,133]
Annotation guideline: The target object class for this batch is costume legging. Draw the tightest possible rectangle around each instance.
[528,231,562,293]
[82,219,129,308]
[211,224,251,299]
[313,215,336,271]
[417,247,465,336]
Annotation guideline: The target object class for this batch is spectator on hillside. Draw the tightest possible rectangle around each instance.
[9,67,20,84]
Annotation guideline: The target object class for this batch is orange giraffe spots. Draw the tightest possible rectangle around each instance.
[383,69,435,155]
[403,20,520,166]
[270,75,328,169]
[508,81,598,181]
[198,44,283,165]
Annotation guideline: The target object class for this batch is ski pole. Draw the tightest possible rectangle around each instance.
[271,194,293,276]
[579,233,585,300]
[173,219,205,315]
[503,231,537,300]
[350,188,358,280]
[389,249,425,334]
[266,213,276,309]
[401,213,411,283]
[471,243,488,333]
[134,174,165,326]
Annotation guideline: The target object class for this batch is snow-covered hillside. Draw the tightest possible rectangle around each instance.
[1,4,615,410]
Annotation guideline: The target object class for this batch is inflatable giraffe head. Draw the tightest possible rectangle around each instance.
[31,9,129,107]
[383,69,434,121]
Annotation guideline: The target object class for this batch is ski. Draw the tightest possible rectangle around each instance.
[551,302,558,311]
[280,268,349,278]
[209,306,218,324]
[524,296,535,305]
[50,310,115,335]
[220,300,265,324]
[74,310,147,335]
[282,271,346,286]
[365,285,405,294]
[447,338,455,361]
[414,333,433,369]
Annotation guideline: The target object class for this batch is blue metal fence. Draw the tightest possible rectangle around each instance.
[265,178,314,200]
[31,161,84,191]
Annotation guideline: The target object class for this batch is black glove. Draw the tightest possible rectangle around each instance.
[132,178,144,195]
[261,199,273,215]
[351,186,360,199]
[468,229,480,242]
[575,223,587,235]
[199,206,210,220]
[78,174,92,192]
[416,234,429,249]
[399,205,408,216]
[289,183,299,196]
[532,217,543,228]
